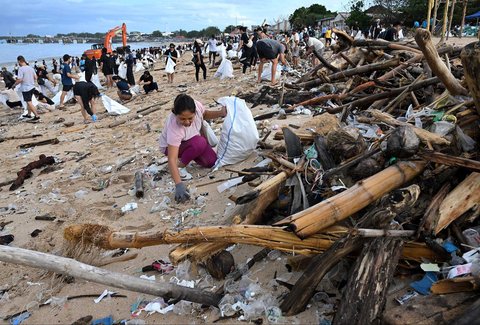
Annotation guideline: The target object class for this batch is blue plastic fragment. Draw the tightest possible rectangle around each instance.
[410,272,438,295]
[91,315,113,325]
[442,241,458,253]
[10,312,31,325]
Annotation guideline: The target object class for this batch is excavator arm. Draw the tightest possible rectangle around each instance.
[103,23,128,53]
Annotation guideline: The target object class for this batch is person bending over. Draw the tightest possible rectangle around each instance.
[138,70,159,94]
[112,75,133,102]
[73,81,100,123]
[256,38,287,86]
[158,94,226,203]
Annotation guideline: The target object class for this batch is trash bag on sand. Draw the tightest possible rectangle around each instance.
[135,62,145,72]
[165,57,176,74]
[52,90,73,106]
[92,74,104,90]
[261,62,282,82]
[101,95,130,115]
[118,63,127,79]
[214,59,234,80]
[214,96,259,169]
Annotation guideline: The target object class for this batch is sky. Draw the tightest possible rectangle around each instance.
[1,0,349,36]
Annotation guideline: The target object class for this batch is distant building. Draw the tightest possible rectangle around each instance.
[318,16,335,27]
[332,12,350,30]
[270,19,291,33]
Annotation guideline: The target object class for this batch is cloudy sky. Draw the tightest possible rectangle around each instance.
[1,0,348,36]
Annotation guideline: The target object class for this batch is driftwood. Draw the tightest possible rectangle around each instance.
[418,151,480,172]
[431,276,480,294]
[460,41,480,115]
[433,172,480,234]
[415,28,468,96]
[18,138,60,149]
[10,155,56,191]
[280,186,419,316]
[275,161,426,238]
[455,297,480,325]
[134,171,144,198]
[0,245,221,306]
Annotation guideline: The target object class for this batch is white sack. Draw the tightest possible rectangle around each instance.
[261,62,282,81]
[165,57,176,74]
[214,59,234,80]
[101,95,130,115]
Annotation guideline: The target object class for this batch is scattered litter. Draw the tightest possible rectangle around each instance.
[121,203,138,213]
[94,289,116,304]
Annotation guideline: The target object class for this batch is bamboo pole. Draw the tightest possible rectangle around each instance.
[447,0,457,40]
[441,0,451,42]
[432,0,440,34]
[274,161,426,238]
[0,245,222,306]
[63,224,438,261]
[427,0,434,31]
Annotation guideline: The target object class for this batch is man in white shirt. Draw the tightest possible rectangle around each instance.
[303,34,325,66]
[13,55,40,120]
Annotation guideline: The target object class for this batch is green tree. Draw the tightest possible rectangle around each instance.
[346,1,371,30]
[173,29,188,37]
[152,30,163,37]
[203,26,221,37]
[224,25,236,33]
[289,4,335,29]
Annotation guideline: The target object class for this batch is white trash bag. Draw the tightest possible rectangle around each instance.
[135,62,145,72]
[91,74,105,90]
[202,120,218,147]
[118,63,127,79]
[165,57,176,74]
[101,95,130,115]
[0,93,7,108]
[214,96,259,169]
[52,89,74,106]
[214,59,234,80]
[261,62,282,81]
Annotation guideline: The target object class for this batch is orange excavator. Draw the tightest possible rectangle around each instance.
[84,23,128,59]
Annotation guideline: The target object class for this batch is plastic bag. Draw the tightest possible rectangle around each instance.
[52,89,73,106]
[202,120,218,147]
[227,50,238,59]
[118,63,127,79]
[214,96,259,169]
[214,59,234,80]
[165,57,176,74]
[261,62,282,81]
[0,93,7,108]
[456,125,476,152]
[135,62,145,72]
[91,74,104,90]
[101,95,130,115]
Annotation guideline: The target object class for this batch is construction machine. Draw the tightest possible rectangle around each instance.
[84,23,128,59]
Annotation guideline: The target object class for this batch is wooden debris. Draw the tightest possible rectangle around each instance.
[18,138,60,149]
[134,171,144,198]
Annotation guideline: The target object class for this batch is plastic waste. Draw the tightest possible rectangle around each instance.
[121,203,138,213]
[431,121,455,136]
[462,228,480,247]
[261,62,282,81]
[150,197,171,213]
[11,312,31,325]
[266,306,282,323]
[74,189,88,199]
[101,95,130,115]
[456,125,476,152]
[202,120,218,147]
[165,57,176,74]
[214,59,234,80]
[214,97,259,169]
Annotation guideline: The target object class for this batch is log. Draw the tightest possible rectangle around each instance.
[431,276,480,294]
[418,151,480,172]
[415,29,468,96]
[0,245,221,306]
[460,41,480,116]
[274,161,426,238]
[352,40,422,54]
[454,297,480,325]
[10,155,56,191]
[280,186,419,316]
[419,182,452,235]
[368,109,450,146]
[134,171,144,198]
[441,0,450,43]
[447,0,457,41]
[459,0,468,38]
[18,138,60,149]
[434,172,480,234]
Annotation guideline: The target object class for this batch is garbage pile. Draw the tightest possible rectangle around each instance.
[1,28,480,324]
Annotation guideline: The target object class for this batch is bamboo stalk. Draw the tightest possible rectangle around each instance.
[274,161,427,238]
[441,0,450,43]
[447,0,457,40]
[63,224,437,262]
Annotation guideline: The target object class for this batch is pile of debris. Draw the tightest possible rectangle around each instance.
[2,28,480,324]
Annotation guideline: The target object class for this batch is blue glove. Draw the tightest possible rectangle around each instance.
[175,182,190,203]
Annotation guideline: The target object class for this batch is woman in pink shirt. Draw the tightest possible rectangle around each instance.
[159,94,226,202]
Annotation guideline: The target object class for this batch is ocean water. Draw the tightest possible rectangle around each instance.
[0,41,165,70]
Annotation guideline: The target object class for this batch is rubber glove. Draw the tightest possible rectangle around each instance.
[175,182,190,203]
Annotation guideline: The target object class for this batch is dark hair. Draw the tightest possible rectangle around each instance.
[143,70,151,76]
[112,75,125,81]
[211,35,215,39]
[172,94,196,115]
[169,43,175,48]
[239,26,247,32]
[17,55,26,63]
[63,54,70,61]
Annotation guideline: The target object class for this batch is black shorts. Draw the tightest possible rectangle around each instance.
[7,100,22,108]
[120,90,131,95]
[22,89,35,102]
[256,42,276,60]
[63,84,73,92]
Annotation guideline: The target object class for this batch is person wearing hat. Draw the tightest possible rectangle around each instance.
[255,36,286,86]
[36,64,57,97]
[192,39,207,82]
[303,33,325,66]
[1,67,16,89]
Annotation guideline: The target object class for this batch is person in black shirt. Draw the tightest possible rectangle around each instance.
[112,51,119,75]
[164,43,178,83]
[383,22,402,42]
[112,75,132,101]
[1,67,16,89]
[99,48,114,88]
[138,70,159,94]
[239,26,252,74]
[73,81,100,123]
[125,49,135,86]
[84,56,95,82]
[36,65,57,96]
[192,39,207,82]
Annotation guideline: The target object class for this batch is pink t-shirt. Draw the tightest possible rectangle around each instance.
[158,100,205,152]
